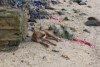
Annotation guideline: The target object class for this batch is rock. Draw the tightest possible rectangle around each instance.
[61,55,70,60]
[63,17,70,21]
[13,53,15,55]
[83,29,90,33]
[28,19,37,22]
[52,49,59,52]
[87,5,92,8]
[72,0,87,5]
[42,56,48,60]
[45,6,55,10]
[79,13,87,16]
[51,0,61,5]
[70,27,77,32]
[61,8,66,11]
[73,9,80,13]
[63,0,66,2]
[30,22,35,26]
[85,17,100,26]
[21,60,24,63]
[57,11,65,15]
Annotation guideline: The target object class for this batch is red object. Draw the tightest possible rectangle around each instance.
[72,38,93,47]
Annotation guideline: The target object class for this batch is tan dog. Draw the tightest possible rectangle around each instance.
[32,28,61,48]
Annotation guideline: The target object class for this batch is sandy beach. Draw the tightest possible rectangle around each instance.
[0,0,100,67]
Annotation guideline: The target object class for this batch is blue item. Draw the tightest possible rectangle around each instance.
[34,1,41,7]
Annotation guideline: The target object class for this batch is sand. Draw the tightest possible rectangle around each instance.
[0,0,100,67]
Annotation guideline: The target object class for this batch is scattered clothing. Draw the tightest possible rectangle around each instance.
[49,24,74,40]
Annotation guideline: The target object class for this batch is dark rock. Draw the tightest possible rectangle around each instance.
[83,29,90,33]
[30,22,35,26]
[28,19,37,22]
[52,49,59,52]
[61,55,70,60]
[26,35,30,38]
[61,8,66,11]
[13,53,15,55]
[51,0,61,5]
[72,0,87,5]
[57,11,65,15]
[63,0,66,2]
[42,56,47,60]
[63,17,70,21]
[79,13,87,16]
[45,6,55,10]
[21,60,24,63]
[85,17,100,26]
[70,27,76,32]
[73,9,80,13]
[87,5,92,8]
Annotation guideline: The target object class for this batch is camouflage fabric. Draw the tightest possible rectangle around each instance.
[49,24,74,40]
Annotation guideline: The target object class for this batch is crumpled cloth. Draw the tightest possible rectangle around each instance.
[72,38,93,47]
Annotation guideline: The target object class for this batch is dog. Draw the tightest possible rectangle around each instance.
[32,28,61,48]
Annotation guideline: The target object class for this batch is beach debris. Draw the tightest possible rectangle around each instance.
[49,24,74,40]
[85,17,100,26]
[72,38,93,47]
[61,55,70,60]
[29,8,50,20]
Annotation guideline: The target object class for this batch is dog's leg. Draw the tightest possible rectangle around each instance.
[45,31,61,42]
[42,38,57,46]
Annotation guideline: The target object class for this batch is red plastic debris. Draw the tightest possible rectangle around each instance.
[72,38,93,47]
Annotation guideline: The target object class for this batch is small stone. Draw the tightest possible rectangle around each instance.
[61,55,70,60]
[52,49,59,52]
[42,56,47,60]
[87,5,92,8]
[21,60,24,63]
[30,22,34,26]
[83,29,90,33]
[57,11,65,15]
[13,53,15,55]
[63,17,70,21]
[73,9,80,13]
[61,8,66,11]
[70,27,76,32]
[64,0,66,2]
[79,13,87,16]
